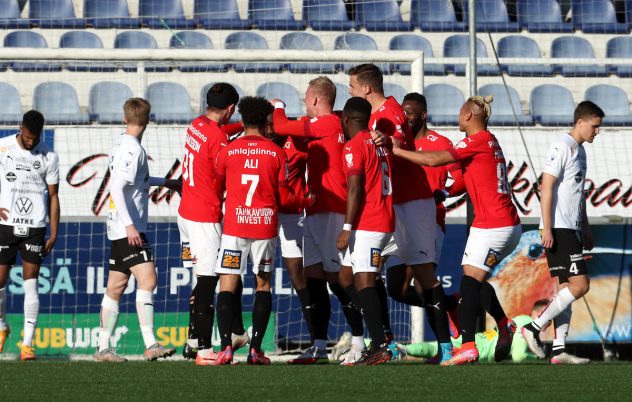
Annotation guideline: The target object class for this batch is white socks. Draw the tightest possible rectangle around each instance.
[136,289,156,349]
[98,295,120,352]
[533,287,576,330]
[22,279,39,347]
[552,305,572,353]
[0,287,7,331]
[352,336,365,350]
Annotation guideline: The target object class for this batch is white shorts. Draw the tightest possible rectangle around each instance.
[435,224,445,266]
[177,215,222,277]
[462,224,522,272]
[382,198,436,265]
[278,213,304,259]
[349,230,392,274]
[214,234,277,276]
[303,212,350,272]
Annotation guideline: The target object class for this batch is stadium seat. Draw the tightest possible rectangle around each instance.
[424,84,464,126]
[33,82,90,125]
[530,84,575,126]
[29,0,85,28]
[333,82,351,111]
[60,31,117,72]
[354,0,411,31]
[462,0,520,32]
[225,32,282,73]
[4,31,61,72]
[84,0,141,28]
[383,83,407,104]
[249,0,304,30]
[410,0,467,32]
[443,35,499,76]
[497,36,553,76]
[0,0,31,29]
[139,0,196,29]
[606,37,632,77]
[478,84,534,126]
[199,83,245,117]
[516,0,573,32]
[169,31,227,72]
[0,82,24,125]
[256,83,303,117]
[585,85,632,126]
[114,31,170,72]
[89,82,133,124]
[551,37,608,77]
[389,34,445,76]
[146,82,196,124]
[279,32,336,74]
[334,33,388,73]
[193,0,250,29]
[303,0,356,31]
[571,0,627,34]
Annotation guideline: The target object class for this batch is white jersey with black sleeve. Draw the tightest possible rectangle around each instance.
[0,134,59,228]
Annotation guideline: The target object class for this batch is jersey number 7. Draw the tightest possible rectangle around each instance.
[242,174,260,207]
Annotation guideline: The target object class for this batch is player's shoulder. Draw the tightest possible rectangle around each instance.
[0,134,15,147]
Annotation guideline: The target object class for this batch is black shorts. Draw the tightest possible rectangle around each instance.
[109,233,154,274]
[545,229,587,278]
[0,225,46,265]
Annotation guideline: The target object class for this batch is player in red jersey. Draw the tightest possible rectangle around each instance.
[212,97,310,365]
[272,77,365,365]
[391,95,522,365]
[349,64,454,363]
[336,97,395,366]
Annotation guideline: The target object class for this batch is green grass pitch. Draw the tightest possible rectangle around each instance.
[2,361,632,401]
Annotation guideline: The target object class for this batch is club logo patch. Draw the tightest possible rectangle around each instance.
[181,242,192,261]
[33,161,41,170]
[484,248,501,269]
[370,248,381,268]
[221,249,242,269]
[345,153,353,167]
[5,172,16,182]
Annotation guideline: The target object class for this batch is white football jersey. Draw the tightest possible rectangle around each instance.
[107,133,150,241]
[540,134,587,231]
[0,134,59,228]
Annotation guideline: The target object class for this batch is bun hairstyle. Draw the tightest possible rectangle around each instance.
[468,95,493,121]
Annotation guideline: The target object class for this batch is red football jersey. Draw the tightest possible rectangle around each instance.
[178,115,228,222]
[278,136,308,215]
[447,130,520,229]
[215,135,287,239]
[370,97,432,204]
[342,130,395,233]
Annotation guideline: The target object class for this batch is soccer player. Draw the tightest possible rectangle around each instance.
[348,64,454,363]
[212,96,311,365]
[95,98,178,362]
[178,83,252,365]
[522,101,604,365]
[0,110,59,361]
[272,77,365,365]
[336,97,395,365]
[391,95,522,365]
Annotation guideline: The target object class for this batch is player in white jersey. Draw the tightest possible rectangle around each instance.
[0,111,59,360]
[95,98,180,362]
[522,101,604,365]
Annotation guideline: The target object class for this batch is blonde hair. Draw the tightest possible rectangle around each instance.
[467,95,493,121]
[309,76,337,106]
[124,98,151,126]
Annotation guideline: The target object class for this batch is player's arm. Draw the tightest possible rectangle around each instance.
[149,176,182,195]
[272,107,310,137]
[45,183,60,254]
[109,175,142,247]
[392,138,455,167]
[540,173,556,249]
[221,122,243,137]
[581,192,593,251]
[446,165,466,196]
[337,174,363,251]
[277,151,312,209]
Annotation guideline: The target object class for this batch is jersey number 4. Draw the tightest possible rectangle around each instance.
[242,174,260,207]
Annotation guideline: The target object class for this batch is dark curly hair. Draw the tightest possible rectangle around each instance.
[238,96,274,131]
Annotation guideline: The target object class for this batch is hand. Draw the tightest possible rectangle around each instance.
[269,98,285,107]
[370,130,389,147]
[582,230,594,251]
[126,225,143,248]
[433,189,447,205]
[44,235,57,254]
[541,228,554,250]
[165,179,182,196]
[0,207,8,221]
[336,230,350,251]
[391,136,402,153]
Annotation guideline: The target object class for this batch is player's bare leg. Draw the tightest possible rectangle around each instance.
[95,270,129,362]
[0,265,10,354]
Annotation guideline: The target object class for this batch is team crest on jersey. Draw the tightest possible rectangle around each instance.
[370,248,381,268]
[33,161,41,170]
[221,249,242,269]
[5,172,16,182]
[345,153,353,167]
[484,248,501,269]
[455,141,468,149]
[310,117,319,123]
[427,134,438,141]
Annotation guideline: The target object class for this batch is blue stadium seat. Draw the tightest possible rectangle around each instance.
[389,34,445,76]
[280,32,335,74]
[410,0,466,32]
[256,83,303,117]
[0,83,23,125]
[114,31,170,72]
[89,82,133,124]
[33,82,90,125]
[4,31,61,72]
[194,0,250,29]
[627,0,632,30]
[585,85,632,126]
[551,37,608,77]
[0,0,31,29]
[530,84,575,126]
[249,0,304,30]
[517,0,572,32]
[462,0,520,32]
[478,84,534,126]
[354,0,410,31]
[303,0,356,31]
[60,31,117,72]
[333,82,351,111]
[572,0,627,33]
[146,82,196,124]
[139,0,196,29]
[334,33,388,73]
[225,32,282,73]
[170,32,227,72]
[424,84,464,126]
[383,83,407,104]
[84,0,141,28]
[606,37,632,77]
[443,35,499,76]
[199,83,245,117]
[497,36,553,76]
[29,0,85,28]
